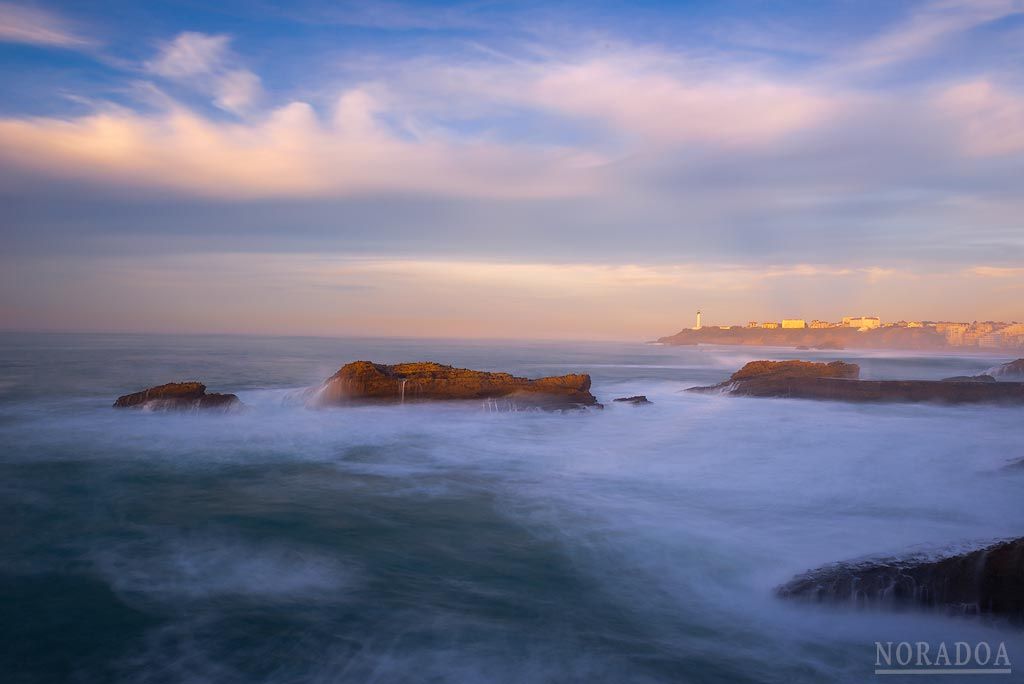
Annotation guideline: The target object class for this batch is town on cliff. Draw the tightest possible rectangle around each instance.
[658,314,1024,351]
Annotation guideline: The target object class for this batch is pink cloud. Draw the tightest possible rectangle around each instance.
[0,92,604,199]
[937,80,1024,156]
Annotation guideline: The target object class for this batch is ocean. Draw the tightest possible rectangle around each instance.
[1,332,1021,683]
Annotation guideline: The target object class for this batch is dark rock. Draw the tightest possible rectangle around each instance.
[988,359,1024,380]
[777,538,1024,622]
[113,382,241,411]
[941,374,996,383]
[688,360,1024,404]
[613,395,652,405]
[312,361,598,409]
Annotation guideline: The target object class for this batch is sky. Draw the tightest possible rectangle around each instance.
[0,0,1022,339]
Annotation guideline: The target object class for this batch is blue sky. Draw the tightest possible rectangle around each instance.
[0,0,1022,338]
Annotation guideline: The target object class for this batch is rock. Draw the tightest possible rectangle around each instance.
[988,359,1024,380]
[688,360,1024,404]
[941,374,996,383]
[729,360,860,382]
[777,538,1024,622]
[113,382,241,411]
[612,395,652,405]
[312,361,598,409]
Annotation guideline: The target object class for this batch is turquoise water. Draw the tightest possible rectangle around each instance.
[1,333,1021,683]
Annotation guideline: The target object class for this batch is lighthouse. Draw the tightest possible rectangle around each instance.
[695,310,702,330]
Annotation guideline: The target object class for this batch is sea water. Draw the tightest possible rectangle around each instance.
[1,332,1021,683]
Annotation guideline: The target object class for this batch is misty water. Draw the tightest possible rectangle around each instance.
[1,332,1022,683]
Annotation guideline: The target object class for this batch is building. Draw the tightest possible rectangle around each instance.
[978,332,1003,348]
[747,321,758,328]
[761,321,780,329]
[782,319,806,329]
[1002,324,1024,347]
[694,310,702,330]
[935,322,969,346]
[842,316,881,329]
[809,320,833,329]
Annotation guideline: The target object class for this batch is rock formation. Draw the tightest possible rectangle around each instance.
[688,360,1024,404]
[777,538,1024,622]
[988,359,1024,380]
[311,361,598,409]
[612,395,652,405]
[113,382,241,411]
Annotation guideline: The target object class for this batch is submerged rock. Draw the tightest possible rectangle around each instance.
[941,374,996,383]
[612,395,652,405]
[688,360,1024,404]
[988,359,1024,380]
[777,538,1024,622]
[113,382,241,411]
[312,361,598,409]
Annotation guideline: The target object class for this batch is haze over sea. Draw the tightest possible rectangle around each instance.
[1,331,1022,683]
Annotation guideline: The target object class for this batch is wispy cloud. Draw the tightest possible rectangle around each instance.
[509,55,835,146]
[146,32,262,115]
[937,79,1024,156]
[0,1,94,48]
[842,0,1023,72]
[967,265,1024,278]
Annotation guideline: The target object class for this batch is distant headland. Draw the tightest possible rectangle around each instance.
[657,314,1024,351]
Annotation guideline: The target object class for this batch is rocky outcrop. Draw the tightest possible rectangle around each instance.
[729,360,860,382]
[312,361,598,409]
[988,359,1024,380]
[941,374,996,383]
[613,395,651,405]
[688,360,1024,404]
[113,382,241,411]
[777,538,1024,622]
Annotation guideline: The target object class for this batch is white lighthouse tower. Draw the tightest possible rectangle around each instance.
[695,310,703,330]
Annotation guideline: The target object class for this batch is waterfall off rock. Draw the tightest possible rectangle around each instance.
[311,361,599,410]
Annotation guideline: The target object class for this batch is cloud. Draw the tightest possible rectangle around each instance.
[0,1,93,48]
[937,79,1024,156]
[146,32,262,114]
[147,32,230,78]
[215,69,262,114]
[967,266,1024,278]
[0,92,604,198]
[323,258,893,295]
[524,58,835,146]
[384,50,838,147]
[843,0,1023,72]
